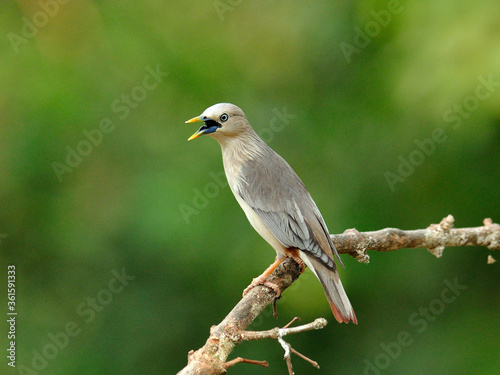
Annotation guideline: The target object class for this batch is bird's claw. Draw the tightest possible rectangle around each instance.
[243,275,281,297]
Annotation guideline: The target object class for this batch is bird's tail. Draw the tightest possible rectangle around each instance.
[306,256,357,324]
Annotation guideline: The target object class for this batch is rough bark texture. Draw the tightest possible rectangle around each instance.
[332,216,500,262]
[178,260,302,375]
[177,216,499,375]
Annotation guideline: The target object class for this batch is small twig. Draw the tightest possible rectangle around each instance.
[279,333,321,374]
[223,357,268,370]
[285,356,294,375]
[281,338,294,375]
[239,318,326,374]
[291,347,320,369]
[282,317,301,329]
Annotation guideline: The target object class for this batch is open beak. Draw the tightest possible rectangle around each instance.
[185,115,220,141]
[185,116,205,141]
[187,129,206,141]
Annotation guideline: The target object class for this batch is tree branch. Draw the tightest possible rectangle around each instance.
[177,216,499,375]
[333,215,500,262]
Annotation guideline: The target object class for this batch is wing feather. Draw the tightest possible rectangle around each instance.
[237,148,340,270]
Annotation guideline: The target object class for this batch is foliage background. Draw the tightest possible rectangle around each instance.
[1,1,499,374]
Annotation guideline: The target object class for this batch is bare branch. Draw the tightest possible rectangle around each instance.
[291,347,321,369]
[177,259,302,375]
[332,215,500,262]
[239,318,326,373]
[177,216,499,374]
[239,317,328,341]
[223,357,268,370]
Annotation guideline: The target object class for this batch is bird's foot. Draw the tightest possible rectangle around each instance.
[242,257,287,297]
[243,274,281,297]
[292,256,306,273]
[284,249,306,273]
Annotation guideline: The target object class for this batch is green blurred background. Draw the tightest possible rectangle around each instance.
[1,0,499,374]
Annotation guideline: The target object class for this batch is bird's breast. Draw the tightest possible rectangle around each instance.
[221,144,288,257]
[224,176,284,256]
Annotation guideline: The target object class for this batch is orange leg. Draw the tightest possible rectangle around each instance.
[243,256,287,297]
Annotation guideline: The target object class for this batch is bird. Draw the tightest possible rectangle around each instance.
[185,103,357,324]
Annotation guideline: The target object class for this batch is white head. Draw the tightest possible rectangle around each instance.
[185,103,252,142]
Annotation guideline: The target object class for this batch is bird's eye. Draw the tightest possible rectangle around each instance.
[220,113,229,122]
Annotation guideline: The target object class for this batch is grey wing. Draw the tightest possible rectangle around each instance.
[238,152,341,270]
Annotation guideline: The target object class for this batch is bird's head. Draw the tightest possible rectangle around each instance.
[185,103,249,142]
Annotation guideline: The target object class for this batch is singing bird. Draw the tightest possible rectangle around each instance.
[186,103,357,324]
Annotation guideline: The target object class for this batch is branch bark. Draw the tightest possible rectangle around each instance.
[177,216,499,375]
[333,215,500,262]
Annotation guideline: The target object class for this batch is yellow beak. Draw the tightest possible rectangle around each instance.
[185,116,203,124]
[185,115,205,141]
[187,129,205,141]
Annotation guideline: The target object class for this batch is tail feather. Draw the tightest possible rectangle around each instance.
[301,253,357,324]
[320,269,357,324]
